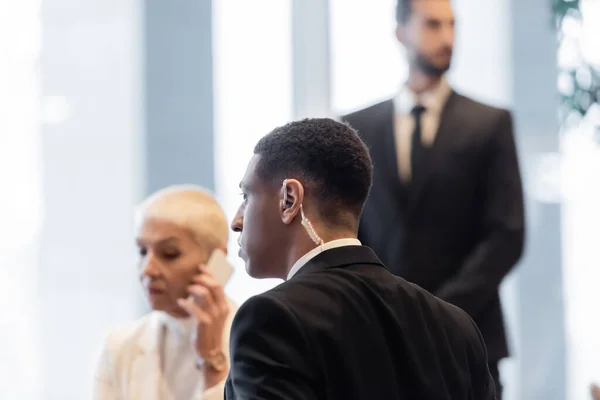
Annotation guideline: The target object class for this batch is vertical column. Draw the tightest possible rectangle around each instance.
[143,0,215,193]
[139,0,215,316]
[291,0,332,119]
[451,0,565,398]
[448,0,522,397]
[510,0,565,399]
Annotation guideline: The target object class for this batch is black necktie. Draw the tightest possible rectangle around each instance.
[410,104,427,183]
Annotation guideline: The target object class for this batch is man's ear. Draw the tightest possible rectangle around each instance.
[280,179,304,225]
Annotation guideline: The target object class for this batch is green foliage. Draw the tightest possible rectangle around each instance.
[552,0,580,27]
[553,0,599,140]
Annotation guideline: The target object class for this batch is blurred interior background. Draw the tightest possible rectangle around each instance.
[0,0,599,399]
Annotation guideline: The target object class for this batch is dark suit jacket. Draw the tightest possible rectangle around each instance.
[224,246,496,400]
[342,93,525,361]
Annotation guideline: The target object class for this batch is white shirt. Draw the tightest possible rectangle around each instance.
[393,77,452,182]
[157,313,207,400]
[93,303,235,400]
[286,238,362,280]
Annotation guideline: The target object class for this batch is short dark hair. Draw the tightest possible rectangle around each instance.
[396,0,412,24]
[253,118,373,227]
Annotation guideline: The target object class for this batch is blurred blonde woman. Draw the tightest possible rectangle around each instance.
[93,185,236,400]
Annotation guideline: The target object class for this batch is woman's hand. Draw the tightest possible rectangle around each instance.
[177,265,230,387]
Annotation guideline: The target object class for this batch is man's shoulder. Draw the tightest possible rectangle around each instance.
[262,265,466,320]
[389,276,467,315]
[341,99,394,126]
[234,289,288,318]
[362,271,479,338]
[230,291,299,338]
[235,270,479,351]
[452,92,511,121]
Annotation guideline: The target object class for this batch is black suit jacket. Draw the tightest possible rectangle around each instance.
[224,246,496,400]
[342,93,524,361]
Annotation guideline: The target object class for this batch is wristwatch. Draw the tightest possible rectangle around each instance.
[196,349,228,372]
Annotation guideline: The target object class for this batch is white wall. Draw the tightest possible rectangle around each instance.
[0,1,43,398]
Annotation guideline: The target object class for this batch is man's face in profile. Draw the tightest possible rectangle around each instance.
[231,155,286,279]
[396,0,455,76]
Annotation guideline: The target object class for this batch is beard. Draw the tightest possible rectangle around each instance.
[414,49,452,77]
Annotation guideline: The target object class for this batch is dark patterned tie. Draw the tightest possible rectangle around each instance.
[410,104,427,183]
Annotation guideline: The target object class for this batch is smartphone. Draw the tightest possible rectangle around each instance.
[205,248,233,287]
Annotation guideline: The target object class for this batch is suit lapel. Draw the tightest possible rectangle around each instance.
[406,91,460,219]
[131,314,163,400]
[224,376,233,399]
[379,100,410,208]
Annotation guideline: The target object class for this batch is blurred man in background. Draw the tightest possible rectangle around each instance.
[342,1,525,398]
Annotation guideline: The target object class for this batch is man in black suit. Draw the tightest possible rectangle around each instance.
[226,118,496,399]
[342,1,525,398]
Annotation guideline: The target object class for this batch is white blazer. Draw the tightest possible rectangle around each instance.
[92,299,236,400]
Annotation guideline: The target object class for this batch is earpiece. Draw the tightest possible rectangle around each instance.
[281,179,293,210]
[280,178,324,246]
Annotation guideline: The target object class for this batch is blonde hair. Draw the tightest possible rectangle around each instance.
[134,184,229,250]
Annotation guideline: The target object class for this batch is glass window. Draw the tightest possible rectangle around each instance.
[213,0,293,305]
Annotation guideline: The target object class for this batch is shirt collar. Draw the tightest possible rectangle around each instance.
[157,311,196,337]
[286,238,362,280]
[394,76,452,115]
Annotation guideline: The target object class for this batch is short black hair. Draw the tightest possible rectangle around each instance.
[396,0,412,24]
[253,118,373,227]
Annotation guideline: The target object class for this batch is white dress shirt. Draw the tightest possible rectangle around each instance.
[393,77,452,182]
[286,238,362,280]
[157,313,209,400]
